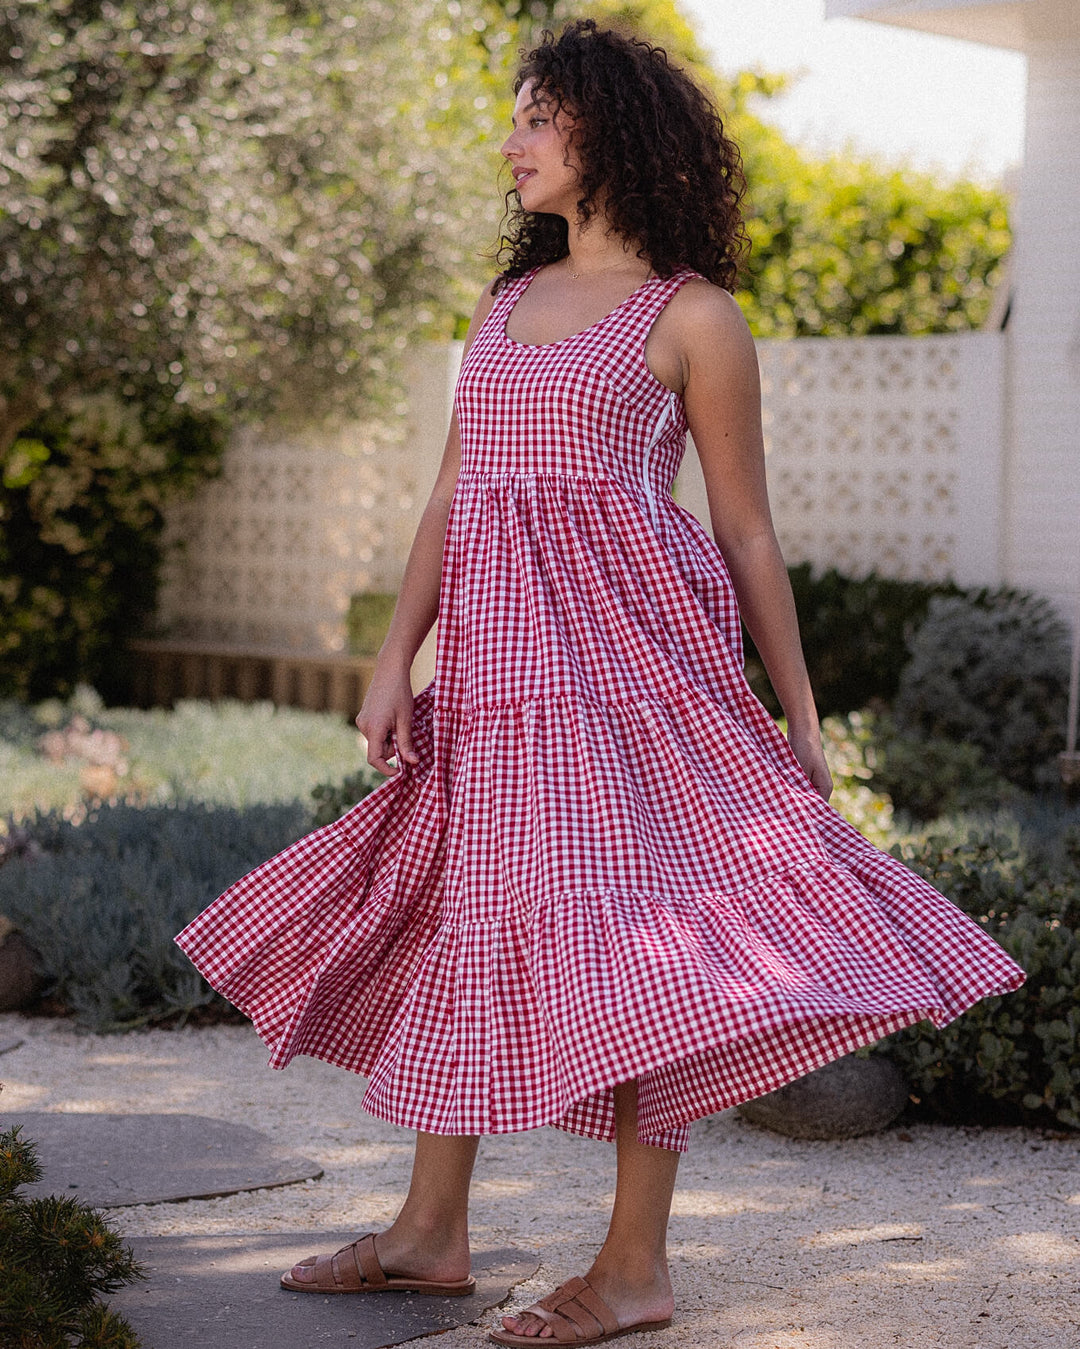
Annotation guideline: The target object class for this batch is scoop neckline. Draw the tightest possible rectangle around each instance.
[501,265,661,351]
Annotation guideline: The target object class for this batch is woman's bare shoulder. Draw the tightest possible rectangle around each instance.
[649,275,754,393]
[476,276,501,316]
[668,276,753,352]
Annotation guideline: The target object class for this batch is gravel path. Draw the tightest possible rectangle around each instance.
[2,1013,1078,1349]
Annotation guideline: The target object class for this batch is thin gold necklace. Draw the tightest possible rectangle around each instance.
[564,254,641,280]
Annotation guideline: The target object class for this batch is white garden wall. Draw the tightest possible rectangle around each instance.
[675,333,1007,588]
[1000,31,1080,618]
[157,327,1052,673]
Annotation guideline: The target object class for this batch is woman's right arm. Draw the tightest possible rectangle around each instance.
[355,280,498,775]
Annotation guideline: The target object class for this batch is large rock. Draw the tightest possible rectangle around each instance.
[0,919,44,1012]
[736,1054,910,1140]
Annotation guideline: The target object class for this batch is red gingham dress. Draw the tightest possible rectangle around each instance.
[176,267,1026,1152]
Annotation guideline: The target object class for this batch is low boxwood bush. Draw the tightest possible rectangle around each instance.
[816,712,898,849]
[310,767,381,827]
[0,800,307,1030]
[866,723,1020,822]
[0,1122,145,1347]
[820,710,1018,828]
[875,810,1080,1128]
[895,588,1070,790]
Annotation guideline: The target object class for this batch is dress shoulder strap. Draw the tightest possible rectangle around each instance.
[487,269,537,316]
[620,268,704,335]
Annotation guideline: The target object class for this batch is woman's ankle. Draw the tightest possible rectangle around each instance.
[374,1220,471,1281]
[388,1207,469,1247]
[587,1244,670,1289]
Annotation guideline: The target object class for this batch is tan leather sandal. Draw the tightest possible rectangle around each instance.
[489,1275,673,1345]
[279,1232,476,1295]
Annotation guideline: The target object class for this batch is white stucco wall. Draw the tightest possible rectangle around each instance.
[1000,31,1080,616]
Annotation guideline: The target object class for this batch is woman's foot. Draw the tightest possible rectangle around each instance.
[499,1257,674,1340]
[286,1221,471,1288]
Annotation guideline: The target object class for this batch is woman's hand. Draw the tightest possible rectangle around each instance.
[786,723,833,801]
[355,662,419,776]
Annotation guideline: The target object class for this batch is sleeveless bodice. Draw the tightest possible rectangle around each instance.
[455,267,695,528]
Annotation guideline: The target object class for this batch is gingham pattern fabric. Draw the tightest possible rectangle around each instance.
[176,268,1026,1152]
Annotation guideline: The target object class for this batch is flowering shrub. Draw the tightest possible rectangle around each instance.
[0,689,368,820]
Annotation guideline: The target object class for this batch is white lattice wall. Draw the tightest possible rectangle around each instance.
[159,331,1014,665]
[156,343,462,667]
[674,332,1007,586]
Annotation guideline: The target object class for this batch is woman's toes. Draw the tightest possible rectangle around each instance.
[289,1263,314,1282]
[502,1310,552,1338]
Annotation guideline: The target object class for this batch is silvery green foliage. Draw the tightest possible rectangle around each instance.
[0,0,498,442]
[0,800,307,1029]
[0,693,374,816]
[895,590,1070,790]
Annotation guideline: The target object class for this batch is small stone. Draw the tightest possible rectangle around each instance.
[0,926,45,1012]
[736,1053,910,1140]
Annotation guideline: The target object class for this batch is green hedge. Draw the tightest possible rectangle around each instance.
[0,395,223,704]
[877,808,1080,1128]
[744,565,962,718]
[895,589,1070,790]
[828,709,1021,824]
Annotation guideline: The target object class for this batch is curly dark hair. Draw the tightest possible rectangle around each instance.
[494,19,749,292]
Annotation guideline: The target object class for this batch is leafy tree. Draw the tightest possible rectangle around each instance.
[735,122,1011,336]
[0,0,497,453]
[0,0,501,698]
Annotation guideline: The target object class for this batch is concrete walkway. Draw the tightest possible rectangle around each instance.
[2,1013,1078,1349]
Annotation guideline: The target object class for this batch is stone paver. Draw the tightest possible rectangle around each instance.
[0,1110,322,1207]
[111,1235,538,1349]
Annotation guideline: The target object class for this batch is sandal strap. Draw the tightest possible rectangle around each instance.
[352,1234,389,1290]
[313,1250,353,1290]
[533,1276,620,1342]
[518,1308,582,1344]
[309,1234,384,1291]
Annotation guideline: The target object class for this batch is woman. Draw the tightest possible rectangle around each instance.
[176,20,1024,1345]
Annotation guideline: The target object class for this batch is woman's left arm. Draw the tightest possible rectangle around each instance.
[669,283,832,800]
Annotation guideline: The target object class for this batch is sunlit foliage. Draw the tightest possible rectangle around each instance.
[0,0,499,450]
[463,2,1011,336]
[735,124,1012,336]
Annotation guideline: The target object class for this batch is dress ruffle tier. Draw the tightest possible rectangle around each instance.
[176,675,1024,1151]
